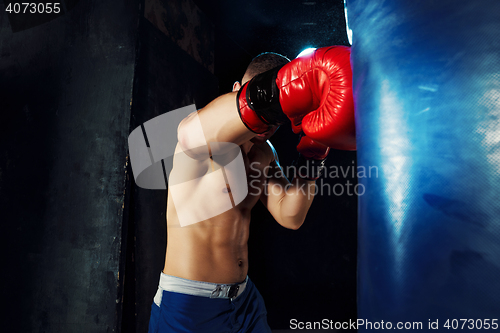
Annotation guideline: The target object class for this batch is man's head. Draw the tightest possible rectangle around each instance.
[242,52,291,85]
[234,52,290,144]
[233,52,290,91]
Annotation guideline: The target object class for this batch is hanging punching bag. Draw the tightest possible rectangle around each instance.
[347,0,500,329]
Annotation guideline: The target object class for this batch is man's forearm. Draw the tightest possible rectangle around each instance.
[278,177,317,230]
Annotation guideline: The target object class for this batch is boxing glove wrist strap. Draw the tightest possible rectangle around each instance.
[237,65,288,134]
[293,154,327,181]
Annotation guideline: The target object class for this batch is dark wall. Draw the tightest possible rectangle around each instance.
[0,1,139,332]
[193,0,351,94]
[196,0,358,328]
[249,137,358,329]
[123,10,219,333]
[0,0,356,331]
[126,1,357,329]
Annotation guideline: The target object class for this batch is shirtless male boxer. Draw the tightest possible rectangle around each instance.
[148,46,355,333]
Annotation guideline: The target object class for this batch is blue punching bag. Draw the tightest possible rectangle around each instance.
[347,0,500,329]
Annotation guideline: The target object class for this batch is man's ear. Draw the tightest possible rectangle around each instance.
[232,81,242,92]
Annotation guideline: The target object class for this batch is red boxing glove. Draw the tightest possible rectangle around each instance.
[237,46,355,150]
[278,46,355,150]
[297,135,330,160]
[294,135,330,180]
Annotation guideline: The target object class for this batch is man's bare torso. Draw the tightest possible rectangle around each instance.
[163,140,274,284]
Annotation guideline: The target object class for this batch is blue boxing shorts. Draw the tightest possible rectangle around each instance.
[148,273,272,333]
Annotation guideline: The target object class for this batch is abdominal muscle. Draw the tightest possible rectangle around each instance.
[163,142,269,284]
[164,203,251,284]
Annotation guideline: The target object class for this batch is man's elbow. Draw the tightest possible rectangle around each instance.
[281,215,306,230]
[291,219,305,230]
[288,224,302,231]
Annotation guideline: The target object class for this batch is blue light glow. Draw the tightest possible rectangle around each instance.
[296,47,316,58]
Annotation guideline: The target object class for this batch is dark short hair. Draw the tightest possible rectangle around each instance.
[242,52,290,83]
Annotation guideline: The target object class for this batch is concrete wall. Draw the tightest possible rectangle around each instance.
[122,1,218,332]
[0,1,139,332]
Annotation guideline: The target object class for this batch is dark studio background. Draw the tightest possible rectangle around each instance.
[0,0,356,332]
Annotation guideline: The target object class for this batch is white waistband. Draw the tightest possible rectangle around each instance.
[154,273,248,306]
